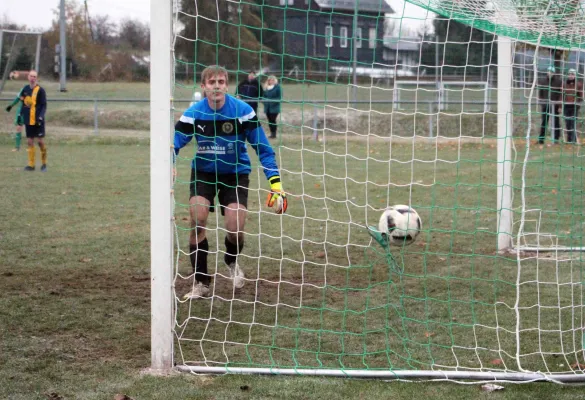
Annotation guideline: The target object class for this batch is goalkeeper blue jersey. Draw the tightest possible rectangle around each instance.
[174,94,279,179]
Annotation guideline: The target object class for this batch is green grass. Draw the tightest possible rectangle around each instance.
[172,136,585,375]
[1,81,585,398]
[1,137,584,399]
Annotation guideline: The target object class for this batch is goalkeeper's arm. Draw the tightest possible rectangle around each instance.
[244,117,288,214]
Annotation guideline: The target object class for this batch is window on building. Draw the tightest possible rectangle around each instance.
[369,28,376,48]
[356,27,362,49]
[325,25,333,48]
[340,27,348,48]
[280,0,293,4]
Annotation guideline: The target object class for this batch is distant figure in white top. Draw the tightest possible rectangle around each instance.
[190,91,202,107]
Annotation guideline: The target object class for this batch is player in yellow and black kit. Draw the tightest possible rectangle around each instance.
[19,70,48,172]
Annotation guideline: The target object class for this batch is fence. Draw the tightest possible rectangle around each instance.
[0,97,562,140]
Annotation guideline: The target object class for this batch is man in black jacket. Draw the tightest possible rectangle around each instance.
[236,71,263,114]
[538,66,563,144]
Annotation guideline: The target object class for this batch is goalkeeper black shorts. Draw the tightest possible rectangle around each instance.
[190,170,250,215]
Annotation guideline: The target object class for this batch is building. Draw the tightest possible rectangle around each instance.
[273,0,394,68]
[382,37,421,69]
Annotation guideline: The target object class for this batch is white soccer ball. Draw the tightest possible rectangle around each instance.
[378,205,422,246]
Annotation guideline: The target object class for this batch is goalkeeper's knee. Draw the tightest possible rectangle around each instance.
[190,226,206,241]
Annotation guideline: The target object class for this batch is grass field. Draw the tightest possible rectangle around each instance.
[173,135,585,374]
[1,81,585,398]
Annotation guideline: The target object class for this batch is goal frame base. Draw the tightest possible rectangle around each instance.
[176,366,585,383]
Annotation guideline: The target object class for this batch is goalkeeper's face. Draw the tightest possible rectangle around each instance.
[201,73,228,108]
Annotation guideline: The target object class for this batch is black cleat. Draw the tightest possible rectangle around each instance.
[41,164,47,172]
[24,166,35,171]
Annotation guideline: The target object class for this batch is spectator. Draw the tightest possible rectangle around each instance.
[562,68,583,144]
[236,71,263,114]
[262,75,282,139]
[538,66,563,144]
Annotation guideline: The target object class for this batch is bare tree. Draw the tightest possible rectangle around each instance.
[176,0,266,71]
[0,15,25,30]
[92,15,116,47]
[118,18,150,51]
[42,0,108,78]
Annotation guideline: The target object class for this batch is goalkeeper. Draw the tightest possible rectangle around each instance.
[174,65,288,300]
[5,88,25,152]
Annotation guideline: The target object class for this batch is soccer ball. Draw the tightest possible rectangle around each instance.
[378,205,422,246]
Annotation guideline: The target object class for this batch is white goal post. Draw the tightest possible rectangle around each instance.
[496,36,513,253]
[496,39,585,254]
[150,0,174,372]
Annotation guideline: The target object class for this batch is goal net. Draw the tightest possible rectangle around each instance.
[393,80,440,111]
[150,0,585,382]
[439,81,491,112]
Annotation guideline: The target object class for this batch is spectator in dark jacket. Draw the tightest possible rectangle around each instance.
[538,66,563,144]
[262,75,282,139]
[562,68,583,143]
[236,71,263,114]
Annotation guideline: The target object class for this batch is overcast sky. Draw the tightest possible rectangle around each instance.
[1,0,149,31]
[1,0,431,33]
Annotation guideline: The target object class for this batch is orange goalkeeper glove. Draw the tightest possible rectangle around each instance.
[266,175,287,214]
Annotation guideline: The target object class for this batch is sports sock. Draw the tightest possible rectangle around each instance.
[15,132,21,149]
[224,236,244,266]
[190,239,209,286]
[39,143,47,165]
[27,146,35,167]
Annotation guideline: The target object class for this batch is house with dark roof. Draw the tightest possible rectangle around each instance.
[273,0,393,68]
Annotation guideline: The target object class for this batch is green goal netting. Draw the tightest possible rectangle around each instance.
[408,0,585,50]
[159,0,585,382]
